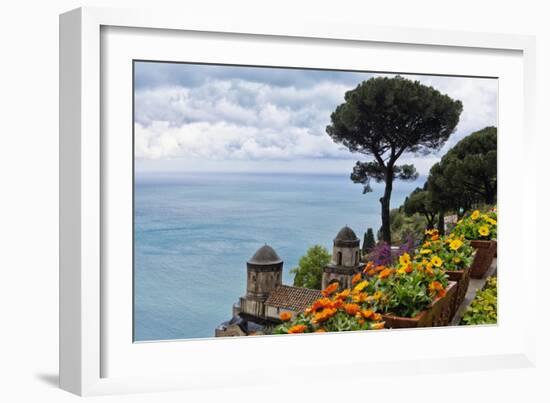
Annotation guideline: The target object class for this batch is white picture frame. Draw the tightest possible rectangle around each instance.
[60,6,537,396]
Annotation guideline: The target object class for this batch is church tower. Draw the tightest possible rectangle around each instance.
[322,226,362,289]
[239,244,283,318]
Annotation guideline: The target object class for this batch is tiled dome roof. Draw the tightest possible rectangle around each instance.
[335,226,358,241]
[248,244,282,265]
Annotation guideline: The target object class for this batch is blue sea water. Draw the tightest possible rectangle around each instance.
[134,172,422,341]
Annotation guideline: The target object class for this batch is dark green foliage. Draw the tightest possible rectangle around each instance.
[290,245,331,290]
[363,228,376,254]
[326,76,462,244]
[428,126,497,214]
[403,186,439,229]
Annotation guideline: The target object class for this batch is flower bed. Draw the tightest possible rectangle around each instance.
[361,251,455,328]
[417,230,474,318]
[273,281,385,334]
[382,281,457,328]
[453,208,497,279]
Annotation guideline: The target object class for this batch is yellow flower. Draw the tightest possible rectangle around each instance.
[484,217,497,226]
[449,239,463,251]
[371,322,385,330]
[399,253,411,266]
[430,256,443,268]
[373,291,383,300]
[420,249,432,255]
[353,280,369,292]
[471,210,480,220]
[478,225,490,237]
[453,256,461,263]
[352,292,368,303]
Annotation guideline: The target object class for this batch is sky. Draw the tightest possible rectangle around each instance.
[134,61,498,177]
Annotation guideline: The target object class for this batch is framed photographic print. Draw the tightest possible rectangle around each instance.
[60,7,537,396]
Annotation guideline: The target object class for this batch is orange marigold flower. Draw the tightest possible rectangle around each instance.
[314,328,326,333]
[431,234,439,241]
[372,313,382,321]
[351,272,361,285]
[429,281,444,296]
[279,312,292,322]
[361,309,374,319]
[357,319,365,325]
[312,307,337,324]
[321,282,339,297]
[367,269,376,276]
[371,322,385,330]
[344,303,361,316]
[375,265,386,272]
[363,262,374,273]
[310,297,333,312]
[405,264,413,273]
[379,268,393,279]
[332,299,344,309]
[288,324,307,334]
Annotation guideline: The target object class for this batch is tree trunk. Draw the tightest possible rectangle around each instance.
[485,186,496,205]
[380,169,393,244]
[425,213,435,229]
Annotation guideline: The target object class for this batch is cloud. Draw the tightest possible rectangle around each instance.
[134,64,498,175]
[135,120,351,161]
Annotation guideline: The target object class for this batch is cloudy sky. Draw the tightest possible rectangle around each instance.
[134,61,498,176]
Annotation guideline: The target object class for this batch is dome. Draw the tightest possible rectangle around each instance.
[335,226,358,241]
[248,244,283,265]
[334,226,360,247]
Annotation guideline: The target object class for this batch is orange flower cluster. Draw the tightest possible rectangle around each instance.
[378,268,393,279]
[321,282,339,297]
[275,280,385,335]
[429,281,446,298]
[344,303,361,316]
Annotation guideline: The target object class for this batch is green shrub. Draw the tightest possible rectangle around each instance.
[460,276,497,325]
[290,245,331,290]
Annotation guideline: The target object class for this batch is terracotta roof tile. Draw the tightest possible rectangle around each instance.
[265,285,322,312]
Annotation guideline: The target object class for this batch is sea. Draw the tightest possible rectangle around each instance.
[134,172,422,341]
